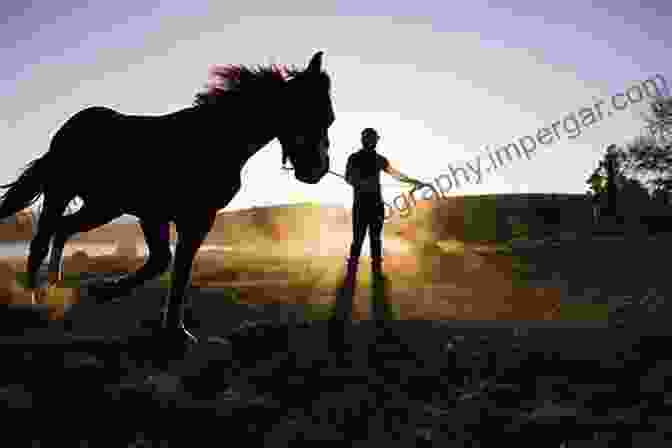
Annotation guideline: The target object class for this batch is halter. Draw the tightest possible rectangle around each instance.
[281,159,427,190]
[282,163,348,181]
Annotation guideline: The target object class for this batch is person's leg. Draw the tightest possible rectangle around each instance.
[333,200,366,323]
[346,200,369,290]
[349,199,367,259]
[368,201,391,322]
[369,200,384,273]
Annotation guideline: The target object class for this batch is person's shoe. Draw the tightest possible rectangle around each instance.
[370,265,393,322]
[332,256,358,324]
[371,256,384,278]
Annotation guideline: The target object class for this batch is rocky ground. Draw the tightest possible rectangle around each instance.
[1,234,672,446]
[2,322,671,446]
[2,285,671,446]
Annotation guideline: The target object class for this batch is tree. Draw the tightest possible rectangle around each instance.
[622,135,672,203]
[586,164,607,196]
[585,145,651,222]
[641,95,672,146]
[623,95,672,205]
[619,175,652,218]
[585,145,633,197]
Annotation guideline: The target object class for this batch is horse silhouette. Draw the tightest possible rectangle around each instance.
[0,51,334,348]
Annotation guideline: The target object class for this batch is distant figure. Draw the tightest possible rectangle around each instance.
[604,145,620,222]
[341,128,423,304]
[589,191,601,225]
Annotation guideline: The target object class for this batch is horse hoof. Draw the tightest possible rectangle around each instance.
[31,288,49,305]
[158,324,199,347]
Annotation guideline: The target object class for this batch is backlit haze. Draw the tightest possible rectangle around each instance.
[2,1,671,225]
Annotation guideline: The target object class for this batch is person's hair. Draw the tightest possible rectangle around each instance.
[361,128,379,138]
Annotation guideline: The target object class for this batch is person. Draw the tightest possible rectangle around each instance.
[588,190,601,226]
[341,127,424,300]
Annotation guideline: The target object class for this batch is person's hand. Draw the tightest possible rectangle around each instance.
[399,175,426,187]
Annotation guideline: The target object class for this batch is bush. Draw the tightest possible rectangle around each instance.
[0,261,24,304]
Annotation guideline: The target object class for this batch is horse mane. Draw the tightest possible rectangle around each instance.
[193,63,306,107]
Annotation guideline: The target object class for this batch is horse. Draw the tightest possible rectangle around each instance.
[0,51,334,347]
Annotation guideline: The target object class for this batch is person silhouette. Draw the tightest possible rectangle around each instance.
[340,128,424,311]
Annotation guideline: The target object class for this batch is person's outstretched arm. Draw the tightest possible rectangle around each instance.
[384,164,424,186]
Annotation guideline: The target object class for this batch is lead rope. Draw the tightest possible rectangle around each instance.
[282,164,427,191]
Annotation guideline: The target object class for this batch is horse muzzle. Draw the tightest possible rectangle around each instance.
[295,158,329,183]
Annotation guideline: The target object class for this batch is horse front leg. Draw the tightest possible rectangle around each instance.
[47,234,66,285]
[27,234,53,305]
[159,212,216,348]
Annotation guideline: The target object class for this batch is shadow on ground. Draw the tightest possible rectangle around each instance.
[2,232,672,444]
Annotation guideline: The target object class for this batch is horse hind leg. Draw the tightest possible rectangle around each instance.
[27,197,69,303]
[132,220,173,283]
[92,220,172,297]
[48,205,121,292]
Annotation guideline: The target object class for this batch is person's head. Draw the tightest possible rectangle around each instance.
[361,128,379,150]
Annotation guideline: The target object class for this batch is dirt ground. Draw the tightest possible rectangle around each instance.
[5,232,671,326]
[0,237,565,322]
[2,236,671,445]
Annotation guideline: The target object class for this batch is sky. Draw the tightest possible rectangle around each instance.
[2,0,671,223]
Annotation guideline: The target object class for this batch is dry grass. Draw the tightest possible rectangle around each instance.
[0,260,32,305]
[1,233,573,322]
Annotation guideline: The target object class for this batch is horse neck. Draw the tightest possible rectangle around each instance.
[201,98,279,169]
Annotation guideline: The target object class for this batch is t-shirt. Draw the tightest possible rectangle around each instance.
[346,149,390,199]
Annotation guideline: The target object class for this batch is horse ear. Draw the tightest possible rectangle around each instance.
[307,51,323,74]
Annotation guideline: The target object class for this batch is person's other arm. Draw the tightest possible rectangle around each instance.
[345,156,360,186]
[346,156,377,190]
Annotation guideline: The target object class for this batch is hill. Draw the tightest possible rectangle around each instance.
[2,193,666,246]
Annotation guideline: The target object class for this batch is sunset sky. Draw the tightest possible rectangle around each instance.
[2,1,671,223]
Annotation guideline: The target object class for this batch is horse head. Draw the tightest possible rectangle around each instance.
[276,51,334,184]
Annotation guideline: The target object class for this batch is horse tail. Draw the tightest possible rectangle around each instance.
[0,152,52,220]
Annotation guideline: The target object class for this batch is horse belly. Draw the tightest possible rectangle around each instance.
[77,179,167,213]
